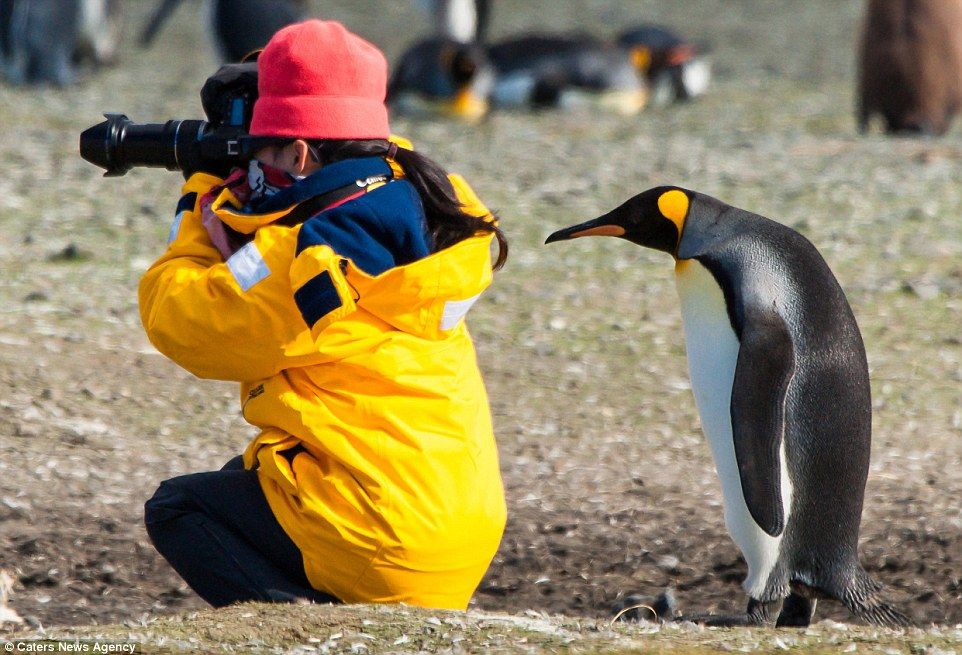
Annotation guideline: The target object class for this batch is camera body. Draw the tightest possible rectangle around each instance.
[80,62,265,177]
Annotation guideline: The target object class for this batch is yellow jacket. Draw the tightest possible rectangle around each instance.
[139,156,506,609]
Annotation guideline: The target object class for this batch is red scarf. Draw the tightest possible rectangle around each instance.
[198,161,296,259]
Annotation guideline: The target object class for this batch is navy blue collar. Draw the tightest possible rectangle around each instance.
[252,157,394,214]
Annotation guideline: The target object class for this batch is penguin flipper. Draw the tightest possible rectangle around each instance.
[730,307,795,538]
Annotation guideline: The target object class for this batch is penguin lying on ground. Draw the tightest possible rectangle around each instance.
[387,37,493,121]
[0,0,121,86]
[545,188,909,628]
[486,33,647,114]
[857,0,962,135]
[388,32,647,118]
[617,25,710,106]
[385,0,494,119]
[389,23,709,119]
[140,0,306,63]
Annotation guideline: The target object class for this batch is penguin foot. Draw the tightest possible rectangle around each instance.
[676,598,782,627]
[776,592,817,628]
[612,588,677,622]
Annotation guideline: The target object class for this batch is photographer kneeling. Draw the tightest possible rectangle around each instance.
[140,20,508,609]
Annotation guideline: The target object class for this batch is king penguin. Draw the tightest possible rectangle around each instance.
[545,187,908,628]
[140,0,305,63]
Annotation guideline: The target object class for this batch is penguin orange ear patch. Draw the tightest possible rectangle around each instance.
[658,189,689,232]
[630,46,652,72]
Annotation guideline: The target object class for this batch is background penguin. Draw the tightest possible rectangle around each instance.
[545,187,909,628]
[414,0,491,44]
[617,24,711,106]
[2,0,78,85]
[0,1,11,68]
[74,0,124,69]
[485,33,646,114]
[1,0,120,86]
[140,0,306,63]
[387,0,493,120]
[386,37,493,120]
[388,32,644,118]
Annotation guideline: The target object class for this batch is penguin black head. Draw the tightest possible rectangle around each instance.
[544,186,690,256]
[387,38,491,121]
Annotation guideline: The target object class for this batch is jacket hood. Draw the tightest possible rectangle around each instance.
[209,156,495,340]
[345,232,494,339]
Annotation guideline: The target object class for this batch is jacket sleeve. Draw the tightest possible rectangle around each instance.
[138,174,323,382]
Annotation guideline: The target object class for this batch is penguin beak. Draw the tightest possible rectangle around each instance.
[544,216,626,244]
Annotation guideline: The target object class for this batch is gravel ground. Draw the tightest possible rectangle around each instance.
[1,0,960,643]
[8,603,962,655]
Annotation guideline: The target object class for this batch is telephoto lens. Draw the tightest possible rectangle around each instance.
[79,113,208,177]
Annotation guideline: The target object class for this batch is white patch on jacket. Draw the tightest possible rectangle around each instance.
[440,292,482,330]
[167,211,186,244]
[227,242,271,292]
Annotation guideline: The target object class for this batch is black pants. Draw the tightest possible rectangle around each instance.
[144,456,339,607]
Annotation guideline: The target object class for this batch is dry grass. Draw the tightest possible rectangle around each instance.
[9,602,962,654]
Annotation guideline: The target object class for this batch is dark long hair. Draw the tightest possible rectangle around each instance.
[307,139,507,271]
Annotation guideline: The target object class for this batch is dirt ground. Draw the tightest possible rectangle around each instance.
[16,603,962,655]
[1,0,961,635]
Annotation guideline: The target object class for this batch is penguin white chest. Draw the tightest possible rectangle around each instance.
[674,259,786,598]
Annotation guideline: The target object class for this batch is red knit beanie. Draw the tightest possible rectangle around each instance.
[249,20,390,140]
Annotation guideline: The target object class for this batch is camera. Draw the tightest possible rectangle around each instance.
[79,62,265,177]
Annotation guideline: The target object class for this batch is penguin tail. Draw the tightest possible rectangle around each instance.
[841,568,910,628]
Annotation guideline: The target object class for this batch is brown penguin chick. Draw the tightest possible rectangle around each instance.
[857,0,962,135]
